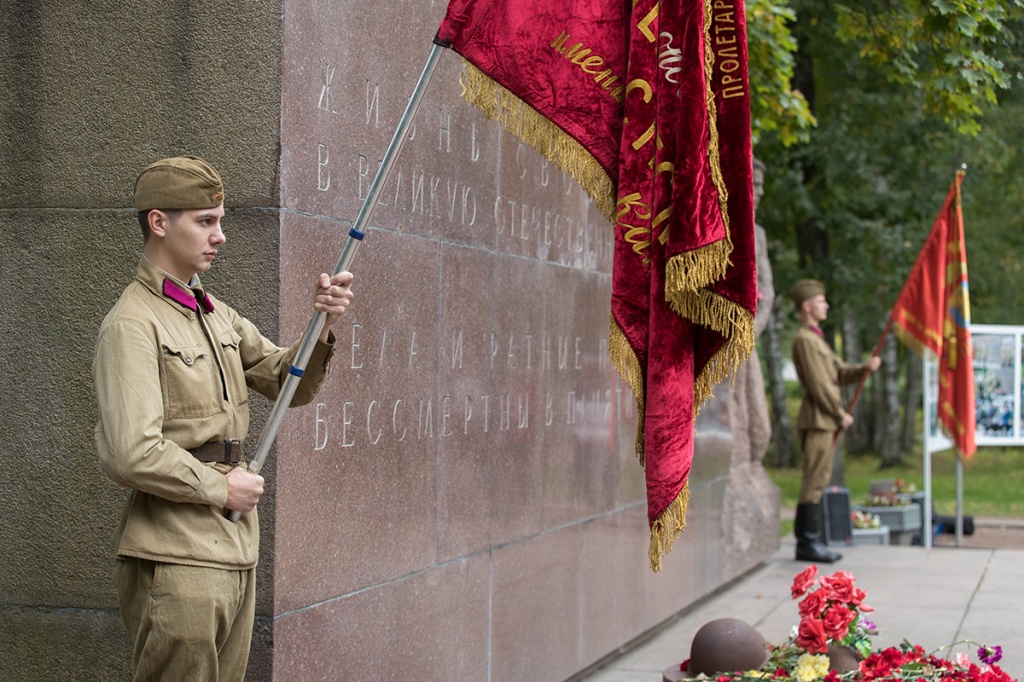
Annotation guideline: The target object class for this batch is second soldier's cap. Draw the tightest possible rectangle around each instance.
[788,279,825,306]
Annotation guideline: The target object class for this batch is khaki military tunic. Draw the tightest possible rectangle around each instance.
[94,258,334,570]
[791,323,870,503]
[792,324,868,432]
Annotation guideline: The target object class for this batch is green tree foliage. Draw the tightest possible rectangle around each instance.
[747,0,1024,467]
[956,84,1024,324]
[749,0,1024,324]
[746,0,816,145]
[835,0,1021,136]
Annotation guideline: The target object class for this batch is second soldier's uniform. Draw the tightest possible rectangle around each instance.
[789,278,874,563]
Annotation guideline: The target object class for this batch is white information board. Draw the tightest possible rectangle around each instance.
[924,323,1024,449]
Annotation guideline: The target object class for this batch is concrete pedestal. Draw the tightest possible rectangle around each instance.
[852,526,890,546]
[856,506,921,546]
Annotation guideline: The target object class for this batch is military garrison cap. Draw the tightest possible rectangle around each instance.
[788,279,825,306]
[134,156,224,211]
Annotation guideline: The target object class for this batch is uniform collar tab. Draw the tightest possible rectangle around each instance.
[162,278,214,313]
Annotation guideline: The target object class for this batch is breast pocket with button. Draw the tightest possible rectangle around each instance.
[816,343,839,383]
[160,342,219,419]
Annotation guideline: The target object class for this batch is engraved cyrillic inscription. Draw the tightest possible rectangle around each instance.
[366,80,381,127]
[315,403,328,450]
[351,323,364,369]
[318,61,336,113]
[470,121,481,162]
[317,144,331,192]
[311,317,622,449]
[438,109,452,152]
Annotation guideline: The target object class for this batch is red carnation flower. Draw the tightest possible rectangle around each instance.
[796,617,828,654]
[798,589,829,619]
[849,586,871,610]
[820,572,857,603]
[791,565,818,598]
[822,604,855,642]
[859,651,897,680]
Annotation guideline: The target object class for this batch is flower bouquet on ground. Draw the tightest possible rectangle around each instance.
[675,566,1014,682]
[851,511,881,530]
[761,564,876,676]
[865,479,915,507]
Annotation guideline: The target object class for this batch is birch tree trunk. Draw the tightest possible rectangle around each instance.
[763,295,796,468]
[876,329,903,467]
[842,306,870,455]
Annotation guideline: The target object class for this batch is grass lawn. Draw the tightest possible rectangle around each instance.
[768,375,1024,535]
[766,446,1024,522]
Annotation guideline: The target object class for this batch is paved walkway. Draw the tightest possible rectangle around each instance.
[577,530,1024,681]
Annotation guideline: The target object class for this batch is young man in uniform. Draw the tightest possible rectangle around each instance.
[789,279,880,563]
[93,156,354,680]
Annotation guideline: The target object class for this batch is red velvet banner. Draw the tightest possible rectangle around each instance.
[892,172,976,457]
[437,0,756,571]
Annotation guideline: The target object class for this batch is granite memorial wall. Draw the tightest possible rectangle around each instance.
[0,1,780,680]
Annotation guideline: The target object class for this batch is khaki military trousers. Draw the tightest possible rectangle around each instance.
[115,558,255,682]
[798,429,836,504]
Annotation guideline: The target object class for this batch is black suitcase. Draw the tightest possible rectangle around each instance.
[935,514,975,535]
[820,486,853,546]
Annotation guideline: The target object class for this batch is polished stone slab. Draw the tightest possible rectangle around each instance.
[272,554,491,681]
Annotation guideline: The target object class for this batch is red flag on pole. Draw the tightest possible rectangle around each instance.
[891,171,976,457]
[437,0,757,570]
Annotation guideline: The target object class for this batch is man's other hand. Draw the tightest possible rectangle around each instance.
[224,467,265,513]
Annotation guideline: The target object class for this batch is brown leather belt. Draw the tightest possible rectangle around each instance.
[189,439,243,465]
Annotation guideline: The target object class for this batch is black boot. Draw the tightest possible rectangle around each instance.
[795,503,842,563]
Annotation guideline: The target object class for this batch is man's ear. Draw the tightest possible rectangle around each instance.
[148,210,171,238]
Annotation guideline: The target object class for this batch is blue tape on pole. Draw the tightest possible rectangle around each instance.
[349,228,365,240]
[288,365,305,377]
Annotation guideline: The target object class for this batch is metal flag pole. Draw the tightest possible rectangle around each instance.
[831,314,893,449]
[922,354,933,549]
[953,164,970,547]
[956,457,964,546]
[228,42,447,522]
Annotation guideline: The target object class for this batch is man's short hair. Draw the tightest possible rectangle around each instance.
[137,209,182,241]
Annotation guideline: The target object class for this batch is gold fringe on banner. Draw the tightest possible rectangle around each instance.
[458,63,616,222]
[694,331,754,407]
[649,482,690,572]
[610,317,647,465]
[670,288,755,407]
[664,240,733,294]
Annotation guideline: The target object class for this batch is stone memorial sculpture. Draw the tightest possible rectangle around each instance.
[731,157,773,466]
[721,157,780,564]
